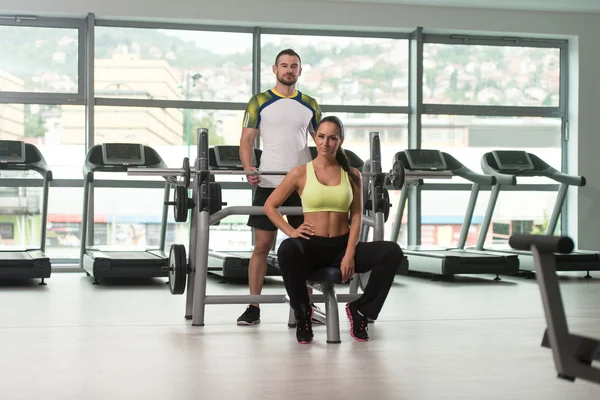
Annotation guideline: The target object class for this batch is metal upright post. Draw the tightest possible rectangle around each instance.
[369,132,385,242]
[475,184,501,250]
[185,180,198,319]
[192,128,211,326]
[546,184,568,236]
[159,182,169,252]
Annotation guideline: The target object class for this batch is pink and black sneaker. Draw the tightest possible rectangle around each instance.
[295,307,314,344]
[345,302,369,342]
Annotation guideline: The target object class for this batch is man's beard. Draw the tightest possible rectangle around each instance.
[277,74,298,87]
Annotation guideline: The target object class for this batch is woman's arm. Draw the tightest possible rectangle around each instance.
[264,166,305,237]
[344,168,363,258]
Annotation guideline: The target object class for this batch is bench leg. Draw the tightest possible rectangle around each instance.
[288,306,296,327]
[322,283,341,344]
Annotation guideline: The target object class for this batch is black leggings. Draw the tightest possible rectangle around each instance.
[277,234,404,320]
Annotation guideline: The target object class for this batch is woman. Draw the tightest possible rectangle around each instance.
[264,116,404,344]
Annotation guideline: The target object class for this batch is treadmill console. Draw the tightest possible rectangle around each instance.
[492,150,534,171]
[404,149,447,170]
[102,143,145,166]
[212,145,259,170]
[213,146,243,169]
[0,140,26,163]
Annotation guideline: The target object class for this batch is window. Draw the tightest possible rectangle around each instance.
[0,223,14,240]
[423,43,561,107]
[0,103,86,178]
[94,27,253,102]
[92,106,244,163]
[0,185,44,248]
[0,25,80,94]
[321,112,408,169]
[420,190,559,247]
[261,34,409,106]
[421,115,562,182]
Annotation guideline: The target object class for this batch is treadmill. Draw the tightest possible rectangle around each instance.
[475,150,600,277]
[0,140,52,284]
[207,145,365,279]
[390,149,519,279]
[80,143,170,282]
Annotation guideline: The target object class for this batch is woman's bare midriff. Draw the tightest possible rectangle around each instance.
[303,212,350,237]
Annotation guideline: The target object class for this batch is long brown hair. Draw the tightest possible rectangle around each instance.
[317,116,361,189]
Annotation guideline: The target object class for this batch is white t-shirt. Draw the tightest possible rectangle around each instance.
[243,89,321,188]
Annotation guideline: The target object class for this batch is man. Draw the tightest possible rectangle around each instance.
[237,49,321,325]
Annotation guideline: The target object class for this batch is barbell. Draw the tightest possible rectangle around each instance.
[128,157,418,190]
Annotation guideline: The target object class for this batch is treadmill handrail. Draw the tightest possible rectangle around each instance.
[481,151,584,187]
[392,151,492,185]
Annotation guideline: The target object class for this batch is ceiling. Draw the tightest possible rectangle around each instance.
[318,0,600,13]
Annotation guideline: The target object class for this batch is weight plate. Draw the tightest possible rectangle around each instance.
[174,186,188,223]
[169,244,187,295]
[177,244,188,293]
[209,182,223,215]
[366,187,391,222]
[182,158,191,188]
[391,161,405,190]
[381,188,391,223]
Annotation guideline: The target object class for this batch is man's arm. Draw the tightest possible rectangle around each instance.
[240,127,259,170]
[309,99,322,141]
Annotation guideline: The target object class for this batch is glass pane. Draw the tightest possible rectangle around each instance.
[0,26,79,94]
[95,27,252,102]
[423,44,560,107]
[421,115,562,184]
[210,189,254,251]
[321,112,408,170]
[46,187,82,259]
[0,104,85,179]
[420,190,560,247]
[87,188,186,250]
[92,106,244,166]
[261,35,409,106]
[0,178,45,250]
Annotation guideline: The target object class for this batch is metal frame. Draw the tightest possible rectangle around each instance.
[513,237,600,385]
[143,129,391,343]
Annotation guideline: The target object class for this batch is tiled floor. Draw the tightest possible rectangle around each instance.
[1,271,599,399]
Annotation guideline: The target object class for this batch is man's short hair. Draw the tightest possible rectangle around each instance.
[275,49,301,66]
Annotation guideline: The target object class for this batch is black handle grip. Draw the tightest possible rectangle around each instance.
[509,234,574,254]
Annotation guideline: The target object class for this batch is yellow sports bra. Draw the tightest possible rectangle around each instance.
[301,161,353,213]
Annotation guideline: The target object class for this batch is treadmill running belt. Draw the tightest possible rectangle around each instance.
[102,251,160,260]
[0,252,32,260]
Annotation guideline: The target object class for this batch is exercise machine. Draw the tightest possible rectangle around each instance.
[477,150,600,277]
[390,149,519,279]
[128,129,410,343]
[510,234,600,385]
[0,140,52,284]
[206,144,365,280]
[80,143,170,282]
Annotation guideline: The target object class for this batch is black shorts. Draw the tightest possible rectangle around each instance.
[247,186,304,231]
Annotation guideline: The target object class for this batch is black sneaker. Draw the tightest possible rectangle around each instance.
[296,310,313,344]
[237,305,260,325]
[345,302,369,342]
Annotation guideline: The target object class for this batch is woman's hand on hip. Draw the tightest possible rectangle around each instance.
[290,222,315,240]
